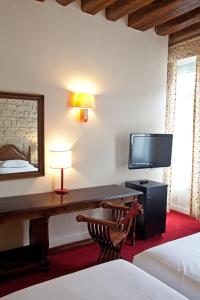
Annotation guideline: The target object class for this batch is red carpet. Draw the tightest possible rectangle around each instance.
[0,210,200,297]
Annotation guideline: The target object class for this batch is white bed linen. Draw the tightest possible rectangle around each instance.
[133,233,200,300]
[1,260,187,300]
[0,165,38,174]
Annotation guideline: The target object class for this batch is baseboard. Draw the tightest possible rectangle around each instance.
[170,204,190,215]
[49,232,90,249]
[50,238,94,254]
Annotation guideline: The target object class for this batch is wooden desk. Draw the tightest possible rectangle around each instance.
[0,185,142,279]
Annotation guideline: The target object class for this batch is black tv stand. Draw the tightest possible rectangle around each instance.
[125,180,167,239]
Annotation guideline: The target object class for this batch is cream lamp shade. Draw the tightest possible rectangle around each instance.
[50,149,72,194]
[50,150,72,169]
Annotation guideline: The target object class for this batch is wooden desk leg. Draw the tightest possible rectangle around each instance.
[29,217,50,271]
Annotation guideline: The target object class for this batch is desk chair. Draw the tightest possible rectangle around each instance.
[76,201,142,264]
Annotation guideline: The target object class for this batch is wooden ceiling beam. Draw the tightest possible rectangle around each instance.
[169,22,200,46]
[106,0,155,21]
[156,7,200,36]
[81,0,117,15]
[128,0,200,31]
[56,0,76,6]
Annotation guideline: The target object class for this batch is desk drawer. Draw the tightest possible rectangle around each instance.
[49,206,69,215]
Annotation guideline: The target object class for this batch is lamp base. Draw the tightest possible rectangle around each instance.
[80,109,88,122]
[55,188,69,195]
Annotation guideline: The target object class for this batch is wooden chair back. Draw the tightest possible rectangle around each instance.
[119,202,141,227]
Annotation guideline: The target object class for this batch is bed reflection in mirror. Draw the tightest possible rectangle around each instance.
[0,92,44,180]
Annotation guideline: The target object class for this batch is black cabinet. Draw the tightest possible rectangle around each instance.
[125,180,167,239]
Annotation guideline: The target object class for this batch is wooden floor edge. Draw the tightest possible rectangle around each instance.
[49,238,94,254]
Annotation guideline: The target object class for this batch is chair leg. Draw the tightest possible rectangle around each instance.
[109,248,115,261]
[98,240,126,263]
[97,243,109,264]
[97,244,117,264]
[97,245,105,264]
[111,248,116,261]
[103,245,109,263]
[129,216,136,246]
[116,240,125,259]
[97,251,102,264]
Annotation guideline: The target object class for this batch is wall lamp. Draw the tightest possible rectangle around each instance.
[71,93,95,122]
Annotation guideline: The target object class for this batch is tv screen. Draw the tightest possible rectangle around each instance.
[128,134,173,169]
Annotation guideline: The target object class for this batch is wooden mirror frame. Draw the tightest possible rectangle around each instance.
[0,91,44,181]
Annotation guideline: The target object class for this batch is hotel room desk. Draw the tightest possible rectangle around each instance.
[0,185,142,279]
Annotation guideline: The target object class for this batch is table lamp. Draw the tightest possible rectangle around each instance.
[50,149,72,194]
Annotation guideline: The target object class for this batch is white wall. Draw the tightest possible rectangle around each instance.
[0,0,168,250]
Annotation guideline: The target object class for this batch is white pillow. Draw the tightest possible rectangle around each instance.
[1,160,30,168]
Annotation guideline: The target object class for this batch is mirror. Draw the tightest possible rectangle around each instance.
[0,92,44,180]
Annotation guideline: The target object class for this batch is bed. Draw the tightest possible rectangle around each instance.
[133,233,200,300]
[1,260,187,300]
[0,144,37,174]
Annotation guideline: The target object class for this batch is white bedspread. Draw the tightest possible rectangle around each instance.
[0,165,38,174]
[2,260,187,300]
[134,233,200,300]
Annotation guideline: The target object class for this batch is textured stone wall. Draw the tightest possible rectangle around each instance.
[0,98,38,164]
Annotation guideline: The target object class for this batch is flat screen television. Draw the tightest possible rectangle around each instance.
[128,133,173,169]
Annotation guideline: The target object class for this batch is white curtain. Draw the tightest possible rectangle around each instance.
[170,57,196,213]
[164,37,200,219]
